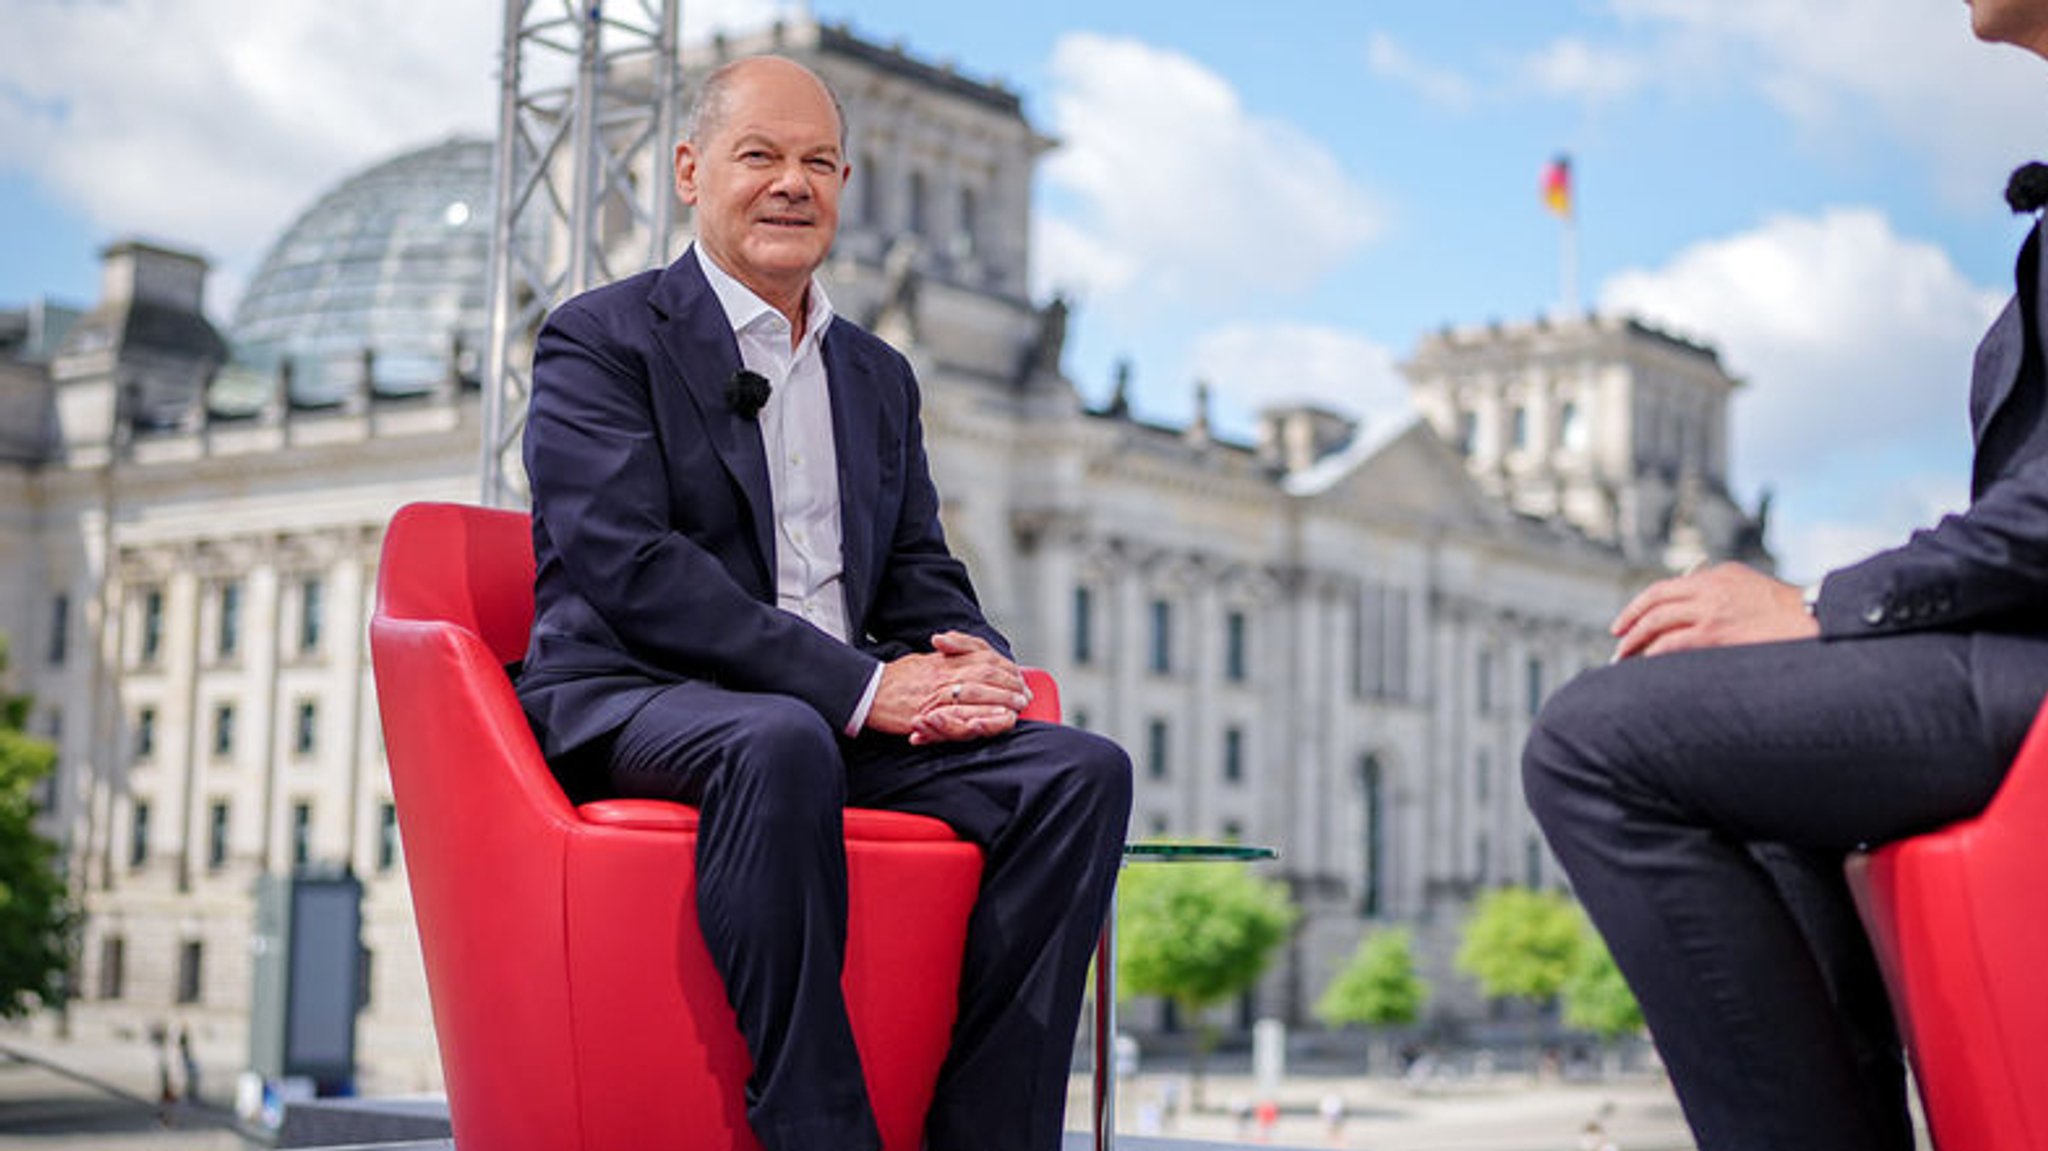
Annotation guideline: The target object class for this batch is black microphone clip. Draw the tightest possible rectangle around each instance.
[726,369,772,420]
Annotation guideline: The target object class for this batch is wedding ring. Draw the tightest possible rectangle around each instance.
[950,684,963,702]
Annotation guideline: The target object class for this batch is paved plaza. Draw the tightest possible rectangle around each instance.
[1,1030,1704,1151]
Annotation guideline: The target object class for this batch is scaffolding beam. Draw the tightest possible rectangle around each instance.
[482,0,680,506]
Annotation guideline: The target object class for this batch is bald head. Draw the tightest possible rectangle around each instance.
[684,55,846,150]
[673,52,851,322]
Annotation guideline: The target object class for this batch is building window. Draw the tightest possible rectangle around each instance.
[1146,718,1168,780]
[956,185,978,258]
[299,577,325,653]
[129,801,150,868]
[860,151,882,227]
[1222,819,1243,842]
[176,940,204,1004]
[1476,648,1494,715]
[47,593,69,666]
[133,707,156,762]
[1477,748,1492,804]
[1225,610,1248,683]
[1560,400,1587,452]
[1148,813,1169,837]
[1526,656,1545,718]
[294,700,319,757]
[292,802,313,868]
[1526,836,1545,889]
[1072,585,1094,666]
[377,802,400,872]
[908,169,929,237]
[139,587,164,665]
[1223,726,1244,784]
[1456,409,1477,455]
[207,801,229,870]
[1148,599,1172,675]
[98,936,125,1000]
[212,704,235,758]
[1070,708,1089,732]
[1511,405,1529,451]
[217,580,242,659]
[1476,832,1492,884]
[1361,754,1385,917]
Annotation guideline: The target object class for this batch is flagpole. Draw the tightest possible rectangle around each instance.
[1561,212,1579,316]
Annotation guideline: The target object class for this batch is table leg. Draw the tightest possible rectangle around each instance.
[1093,885,1117,1151]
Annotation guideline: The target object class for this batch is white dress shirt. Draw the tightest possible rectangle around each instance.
[699,246,884,733]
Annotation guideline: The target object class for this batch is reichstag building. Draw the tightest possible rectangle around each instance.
[0,19,1766,1089]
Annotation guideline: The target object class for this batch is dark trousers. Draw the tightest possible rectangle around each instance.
[1521,632,2041,1151]
[605,682,1133,1151]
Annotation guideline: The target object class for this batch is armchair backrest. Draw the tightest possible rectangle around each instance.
[375,501,535,663]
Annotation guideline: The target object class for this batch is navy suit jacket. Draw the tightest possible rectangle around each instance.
[1818,218,2048,742]
[515,248,1007,762]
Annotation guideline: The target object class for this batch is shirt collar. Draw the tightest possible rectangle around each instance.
[695,243,835,350]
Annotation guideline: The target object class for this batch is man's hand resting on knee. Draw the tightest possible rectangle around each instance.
[868,631,1034,745]
[1610,562,1819,661]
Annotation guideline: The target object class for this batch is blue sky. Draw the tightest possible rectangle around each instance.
[4,0,2047,581]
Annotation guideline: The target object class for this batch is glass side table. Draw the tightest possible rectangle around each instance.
[1092,841,1280,1151]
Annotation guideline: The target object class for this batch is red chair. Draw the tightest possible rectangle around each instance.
[1846,697,2048,1151]
[370,501,1061,1151]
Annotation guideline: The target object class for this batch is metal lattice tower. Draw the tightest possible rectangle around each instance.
[481,0,681,506]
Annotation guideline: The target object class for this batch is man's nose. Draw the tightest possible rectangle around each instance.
[768,161,811,198]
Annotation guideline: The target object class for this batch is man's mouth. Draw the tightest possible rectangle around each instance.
[759,215,813,228]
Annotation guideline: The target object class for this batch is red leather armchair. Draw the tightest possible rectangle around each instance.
[1846,697,2048,1151]
[370,501,1059,1151]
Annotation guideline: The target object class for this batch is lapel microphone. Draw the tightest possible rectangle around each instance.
[725,368,772,420]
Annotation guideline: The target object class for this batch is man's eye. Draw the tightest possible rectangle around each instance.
[806,157,838,173]
[740,151,772,164]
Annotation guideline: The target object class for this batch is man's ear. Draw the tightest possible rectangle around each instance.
[673,141,700,205]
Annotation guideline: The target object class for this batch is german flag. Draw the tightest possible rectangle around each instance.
[1542,154,1572,218]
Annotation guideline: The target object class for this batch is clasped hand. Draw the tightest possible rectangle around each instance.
[1610,562,1818,661]
[870,631,1032,745]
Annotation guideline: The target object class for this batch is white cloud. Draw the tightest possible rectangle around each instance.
[1607,0,2048,205]
[1601,207,1999,580]
[0,0,783,315]
[1522,37,1649,104]
[1365,32,1477,112]
[1188,321,1407,438]
[1033,33,1383,313]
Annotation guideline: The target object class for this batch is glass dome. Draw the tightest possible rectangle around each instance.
[228,136,495,408]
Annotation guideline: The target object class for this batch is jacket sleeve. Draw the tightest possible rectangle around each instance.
[525,298,880,729]
[857,349,1014,662]
[1815,453,2048,637]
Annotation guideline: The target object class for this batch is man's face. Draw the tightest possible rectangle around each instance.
[675,60,848,307]
[1969,0,2048,53]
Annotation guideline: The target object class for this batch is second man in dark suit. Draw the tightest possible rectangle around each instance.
[1524,3,2048,1148]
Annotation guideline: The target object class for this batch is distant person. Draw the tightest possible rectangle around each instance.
[177,1026,199,1103]
[514,53,1131,1151]
[1524,4,2048,1149]
[1319,1091,1347,1143]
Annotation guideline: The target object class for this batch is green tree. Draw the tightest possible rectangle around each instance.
[1315,926,1429,1074]
[0,638,75,1018]
[1116,858,1297,1106]
[1455,886,1581,1006]
[1562,921,1644,1076]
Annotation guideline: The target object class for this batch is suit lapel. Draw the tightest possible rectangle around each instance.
[648,250,776,578]
[824,325,880,629]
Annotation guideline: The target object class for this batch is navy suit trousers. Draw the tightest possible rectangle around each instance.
[604,681,1133,1151]
[1522,632,2044,1151]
